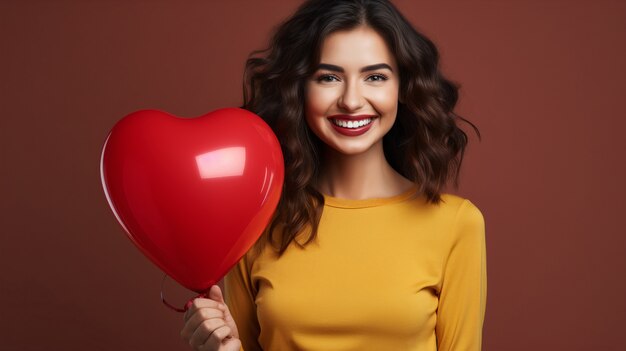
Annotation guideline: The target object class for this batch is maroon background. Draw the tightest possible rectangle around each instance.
[1,1,625,350]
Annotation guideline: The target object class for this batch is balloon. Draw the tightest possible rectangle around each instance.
[100,108,284,293]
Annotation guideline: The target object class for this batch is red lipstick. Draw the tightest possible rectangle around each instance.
[327,114,377,137]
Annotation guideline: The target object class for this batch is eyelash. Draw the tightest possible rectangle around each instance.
[315,73,389,83]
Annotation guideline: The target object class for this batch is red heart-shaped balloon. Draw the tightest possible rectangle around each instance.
[100,108,283,293]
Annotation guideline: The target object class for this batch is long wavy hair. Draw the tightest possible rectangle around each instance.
[241,0,480,256]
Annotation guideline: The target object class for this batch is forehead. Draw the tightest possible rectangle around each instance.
[317,26,396,69]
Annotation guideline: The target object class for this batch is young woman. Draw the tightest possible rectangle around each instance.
[180,0,486,350]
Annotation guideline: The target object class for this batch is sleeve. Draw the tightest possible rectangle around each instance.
[224,252,263,351]
[435,199,488,351]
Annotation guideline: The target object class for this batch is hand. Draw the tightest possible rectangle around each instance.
[180,285,241,351]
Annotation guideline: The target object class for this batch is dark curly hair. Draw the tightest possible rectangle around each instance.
[241,0,480,256]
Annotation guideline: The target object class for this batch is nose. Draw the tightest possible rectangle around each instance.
[337,80,364,111]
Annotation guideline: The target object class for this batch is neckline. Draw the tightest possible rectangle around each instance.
[323,186,419,209]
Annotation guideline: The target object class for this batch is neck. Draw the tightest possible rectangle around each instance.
[316,141,413,200]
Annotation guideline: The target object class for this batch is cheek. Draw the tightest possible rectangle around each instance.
[306,85,337,115]
[304,87,324,132]
[368,84,399,113]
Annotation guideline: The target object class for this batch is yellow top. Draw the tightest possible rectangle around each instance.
[225,187,487,351]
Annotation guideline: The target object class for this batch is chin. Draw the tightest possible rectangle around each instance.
[327,139,379,156]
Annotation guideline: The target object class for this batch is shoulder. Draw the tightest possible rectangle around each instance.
[437,193,485,238]
[438,193,483,218]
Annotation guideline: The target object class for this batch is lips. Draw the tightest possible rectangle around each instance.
[328,114,377,137]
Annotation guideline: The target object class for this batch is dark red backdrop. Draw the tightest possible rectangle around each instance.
[1,1,624,350]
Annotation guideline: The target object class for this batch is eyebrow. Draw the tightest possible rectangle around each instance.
[316,63,393,73]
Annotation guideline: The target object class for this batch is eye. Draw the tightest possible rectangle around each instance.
[316,74,340,83]
[366,74,389,82]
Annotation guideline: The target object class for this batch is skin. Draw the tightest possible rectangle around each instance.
[305,25,414,199]
[180,285,240,351]
[180,25,413,350]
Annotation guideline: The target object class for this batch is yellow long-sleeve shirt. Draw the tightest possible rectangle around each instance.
[225,187,487,351]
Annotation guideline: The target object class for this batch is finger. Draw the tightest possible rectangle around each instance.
[206,332,241,351]
[218,337,242,351]
[180,308,225,341]
[201,325,232,351]
[184,297,224,323]
[208,285,226,304]
[189,319,227,348]
[208,285,235,325]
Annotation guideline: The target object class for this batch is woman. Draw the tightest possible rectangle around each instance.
[181,0,486,350]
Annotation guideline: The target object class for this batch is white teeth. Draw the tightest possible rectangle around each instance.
[332,118,373,129]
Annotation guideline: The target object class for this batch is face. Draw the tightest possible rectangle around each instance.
[305,25,400,156]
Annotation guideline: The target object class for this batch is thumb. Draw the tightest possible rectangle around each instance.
[208,284,226,304]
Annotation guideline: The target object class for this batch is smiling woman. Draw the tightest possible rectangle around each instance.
[180,1,486,350]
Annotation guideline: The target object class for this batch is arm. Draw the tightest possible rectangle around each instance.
[224,252,263,351]
[435,200,488,351]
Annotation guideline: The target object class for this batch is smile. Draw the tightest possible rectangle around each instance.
[331,118,373,129]
[328,116,377,137]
